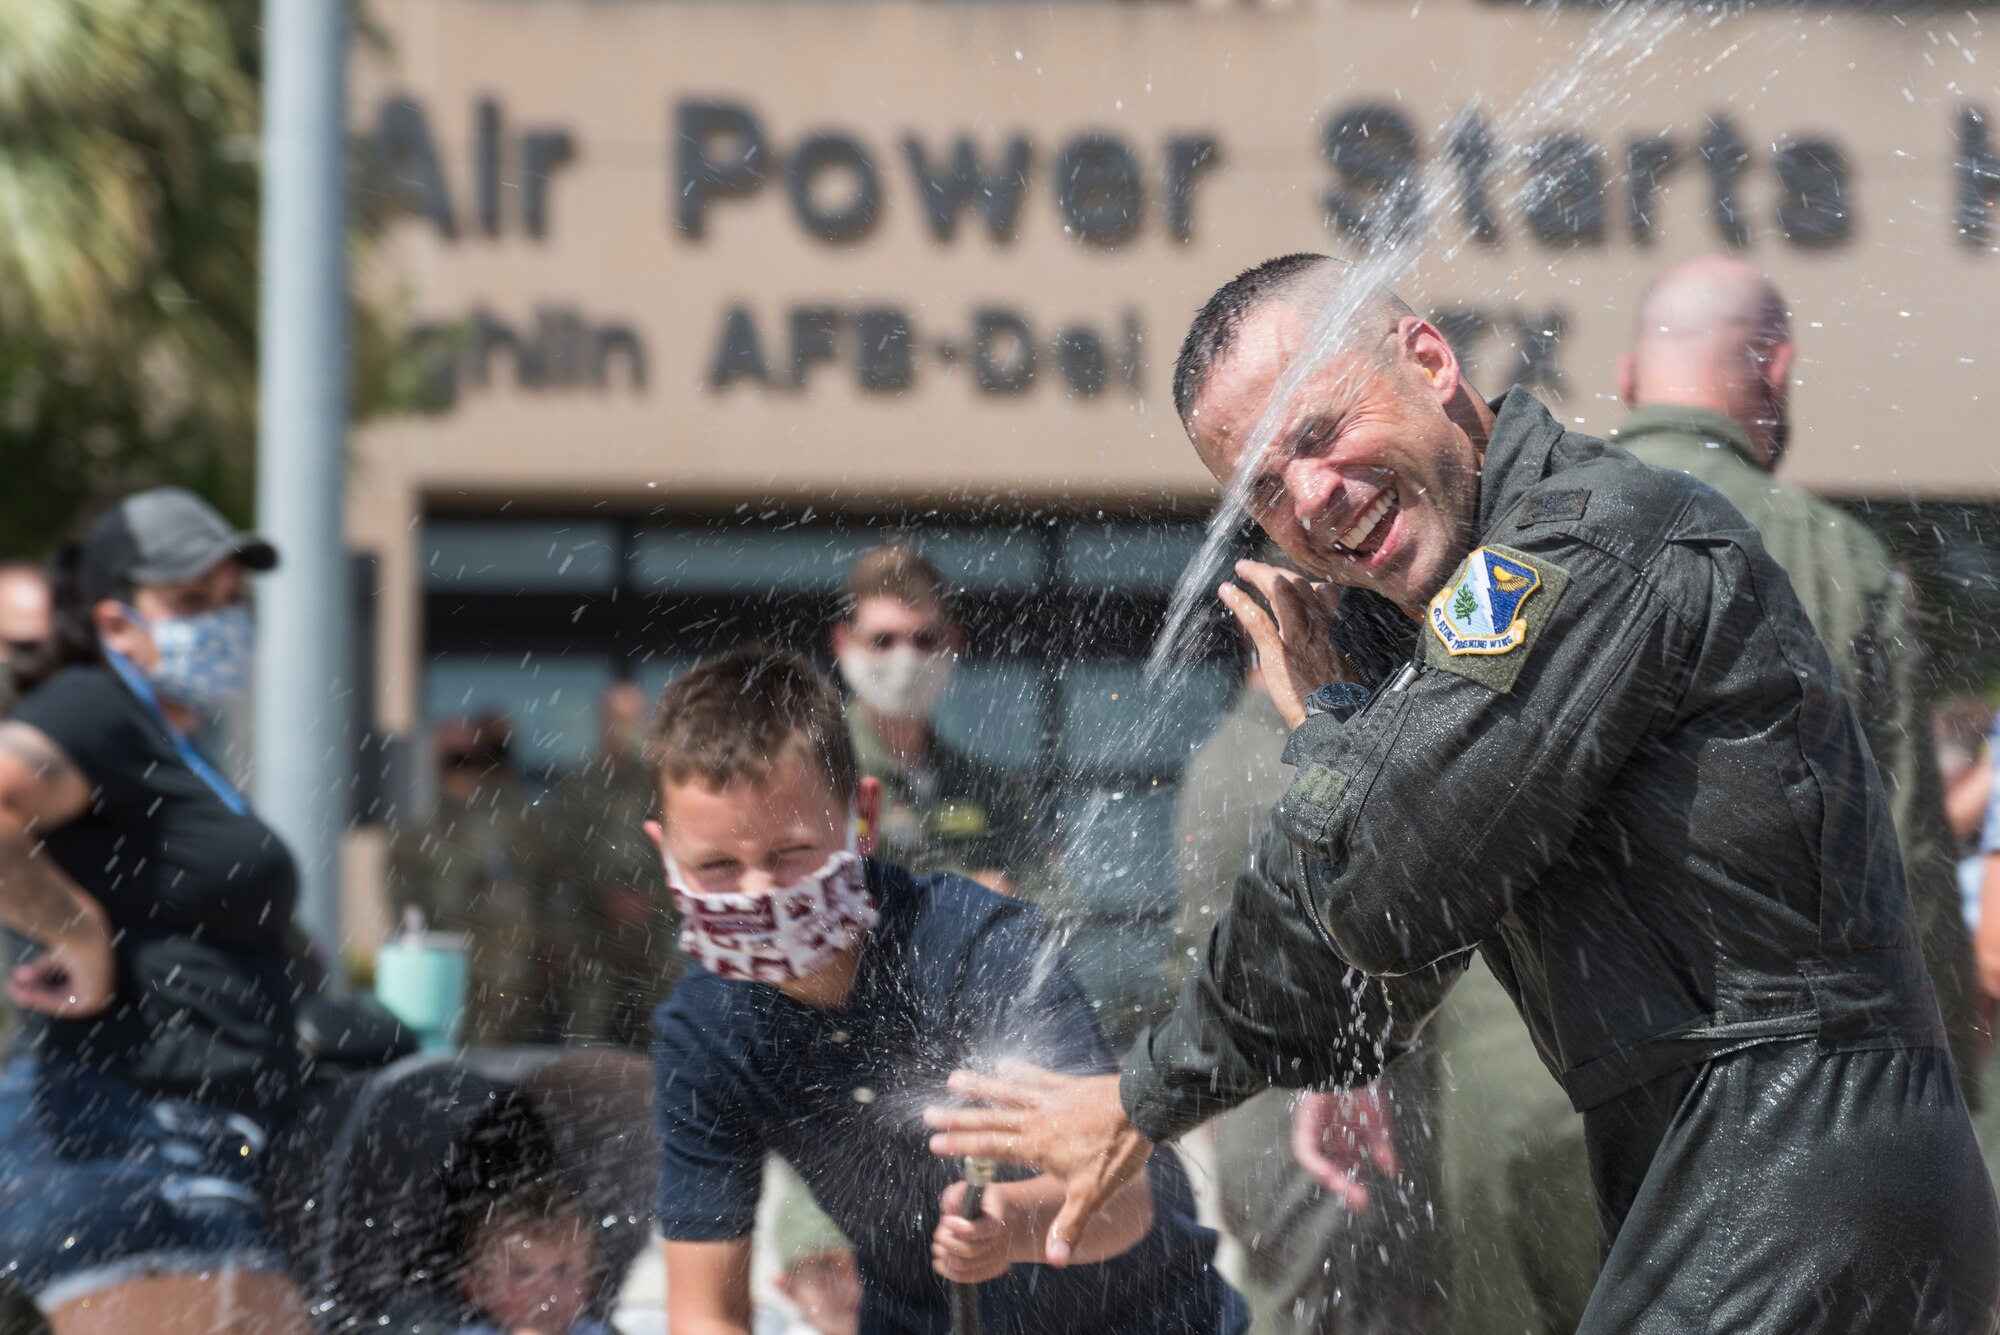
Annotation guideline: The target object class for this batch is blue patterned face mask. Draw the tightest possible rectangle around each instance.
[134,604,255,716]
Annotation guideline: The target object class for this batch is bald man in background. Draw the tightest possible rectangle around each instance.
[1613,256,1982,1105]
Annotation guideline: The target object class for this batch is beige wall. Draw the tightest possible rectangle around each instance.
[351,0,2000,728]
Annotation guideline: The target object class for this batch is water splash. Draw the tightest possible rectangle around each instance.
[1144,0,1697,685]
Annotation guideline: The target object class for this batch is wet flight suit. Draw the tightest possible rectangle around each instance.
[1617,404,1982,1107]
[1121,388,2000,1332]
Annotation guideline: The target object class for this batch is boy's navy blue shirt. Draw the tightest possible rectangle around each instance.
[653,861,1242,1335]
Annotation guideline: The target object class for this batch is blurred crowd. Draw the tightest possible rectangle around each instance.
[5,508,1995,1335]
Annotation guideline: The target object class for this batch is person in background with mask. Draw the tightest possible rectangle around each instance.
[0,564,51,719]
[0,487,314,1334]
[831,543,1036,896]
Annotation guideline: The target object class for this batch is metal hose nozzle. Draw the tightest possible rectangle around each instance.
[950,1156,998,1335]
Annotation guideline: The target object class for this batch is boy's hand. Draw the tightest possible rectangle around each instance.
[925,1063,1153,1266]
[932,1180,1014,1284]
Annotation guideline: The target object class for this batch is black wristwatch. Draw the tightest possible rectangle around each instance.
[1302,680,1373,722]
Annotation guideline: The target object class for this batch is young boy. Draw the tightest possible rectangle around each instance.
[646,647,1243,1335]
[457,1183,612,1335]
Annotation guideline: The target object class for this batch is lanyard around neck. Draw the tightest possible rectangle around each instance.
[102,649,250,817]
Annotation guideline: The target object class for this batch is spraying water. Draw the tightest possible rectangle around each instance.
[1144,0,1700,685]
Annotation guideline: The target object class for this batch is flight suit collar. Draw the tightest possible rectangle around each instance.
[1609,403,1760,468]
[1473,385,1568,538]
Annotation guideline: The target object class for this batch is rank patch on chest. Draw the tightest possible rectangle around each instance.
[1516,488,1590,528]
[1429,547,1544,656]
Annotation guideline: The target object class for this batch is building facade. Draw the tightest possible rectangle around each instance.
[343,0,2000,975]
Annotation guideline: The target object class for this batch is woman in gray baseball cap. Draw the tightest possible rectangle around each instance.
[0,488,311,1333]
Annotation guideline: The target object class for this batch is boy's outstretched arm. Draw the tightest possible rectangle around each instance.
[665,1238,756,1335]
[931,1168,1153,1282]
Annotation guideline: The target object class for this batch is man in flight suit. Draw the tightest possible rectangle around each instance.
[926,253,2000,1332]
[1613,256,1982,1104]
[831,542,1038,895]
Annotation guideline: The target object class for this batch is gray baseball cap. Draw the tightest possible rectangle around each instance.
[79,487,278,604]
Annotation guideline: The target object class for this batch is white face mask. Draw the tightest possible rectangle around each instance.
[122,603,255,716]
[837,646,955,722]
[663,824,880,984]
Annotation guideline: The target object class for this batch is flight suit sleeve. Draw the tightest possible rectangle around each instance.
[1270,537,1690,980]
[1120,812,1468,1144]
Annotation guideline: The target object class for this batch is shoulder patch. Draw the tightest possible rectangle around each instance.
[1516,488,1591,528]
[1424,544,1571,692]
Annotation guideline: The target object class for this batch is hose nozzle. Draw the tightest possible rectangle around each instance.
[951,1157,998,1335]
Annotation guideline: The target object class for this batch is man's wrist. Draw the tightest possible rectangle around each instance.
[988,1186,1039,1263]
[1119,1035,1200,1145]
[1302,681,1374,722]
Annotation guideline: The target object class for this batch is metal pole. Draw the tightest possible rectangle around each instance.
[255,0,350,954]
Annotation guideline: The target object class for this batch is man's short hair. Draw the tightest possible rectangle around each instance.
[1173,254,1329,422]
[842,541,952,619]
[648,645,859,805]
[1172,253,1414,423]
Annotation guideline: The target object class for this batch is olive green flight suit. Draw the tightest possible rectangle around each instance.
[848,709,1040,889]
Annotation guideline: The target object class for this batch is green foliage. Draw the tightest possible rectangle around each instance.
[0,0,414,558]
[1452,581,1479,623]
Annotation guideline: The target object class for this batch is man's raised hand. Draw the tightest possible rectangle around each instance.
[1218,559,1347,729]
[924,1062,1153,1266]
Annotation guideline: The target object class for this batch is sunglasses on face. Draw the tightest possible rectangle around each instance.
[862,628,948,653]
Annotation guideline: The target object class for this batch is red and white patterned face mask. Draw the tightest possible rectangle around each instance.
[664,830,879,984]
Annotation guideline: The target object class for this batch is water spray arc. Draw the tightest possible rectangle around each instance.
[1144,0,1696,687]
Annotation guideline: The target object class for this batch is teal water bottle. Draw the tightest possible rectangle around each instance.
[374,908,469,1051]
